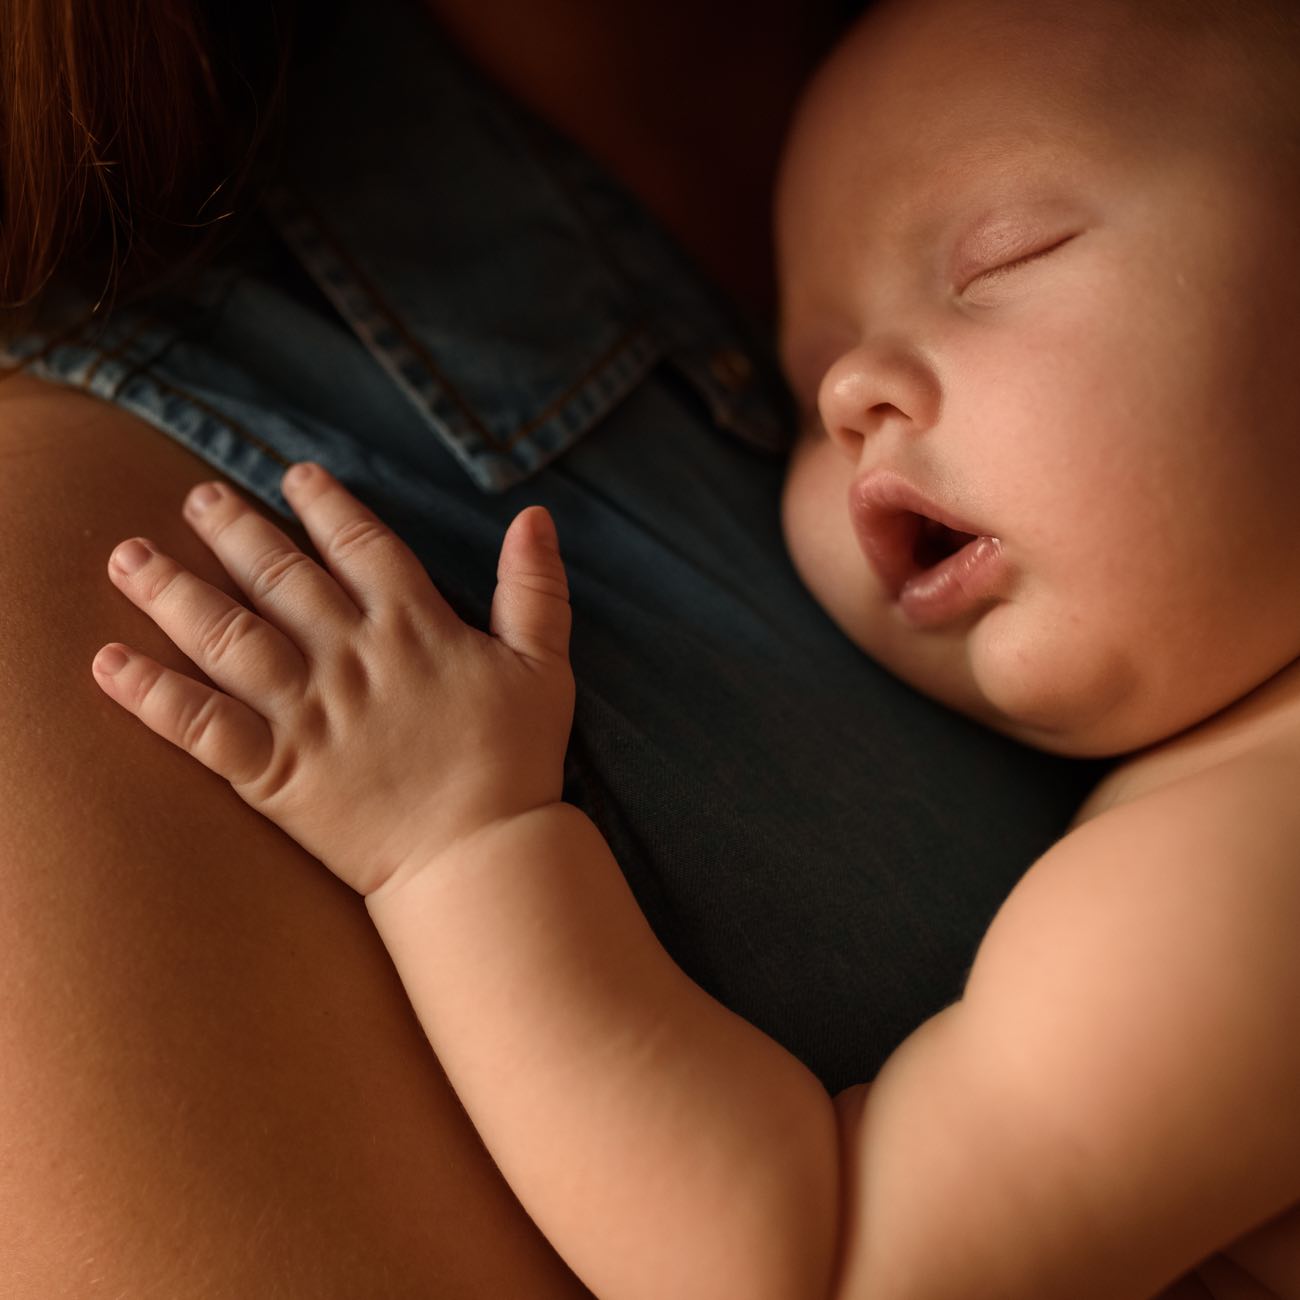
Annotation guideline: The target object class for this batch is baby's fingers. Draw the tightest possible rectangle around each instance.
[490,506,571,664]
[92,642,274,786]
[281,462,460,631]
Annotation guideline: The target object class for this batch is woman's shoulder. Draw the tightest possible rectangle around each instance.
[0,367,181,469]
[0,365,315,577]
[0,366,331,870]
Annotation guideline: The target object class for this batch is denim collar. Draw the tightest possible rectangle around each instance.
[260,0,792,493]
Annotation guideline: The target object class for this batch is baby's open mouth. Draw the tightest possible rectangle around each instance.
[912,516,979,571]
[848,470,1008,628]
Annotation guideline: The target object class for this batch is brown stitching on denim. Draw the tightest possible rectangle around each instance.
[499,322,649,451]
[281,188,506,449]
[110,334,182,403]
[3,320,290,473]
[108,267,248,404]
[0,298,108,385]
[282,185,650,457]
[106,367,293,469]
[80,314,165,391]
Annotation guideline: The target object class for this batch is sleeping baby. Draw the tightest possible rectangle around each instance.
[93,0,1300,1295]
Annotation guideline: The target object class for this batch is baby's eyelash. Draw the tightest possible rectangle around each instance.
[965,233,1079,288]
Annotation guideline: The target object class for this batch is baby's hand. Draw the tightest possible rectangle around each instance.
[91,463,574,897]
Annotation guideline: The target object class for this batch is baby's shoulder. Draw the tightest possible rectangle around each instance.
[1073,732,1300,896]
[948,733,1300,1296]
[1152,722,1299,810]
[1072,700,1300,836]
[976,732,1300,1018]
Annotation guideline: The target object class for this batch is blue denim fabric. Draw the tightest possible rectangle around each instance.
[2,0,1102,1091]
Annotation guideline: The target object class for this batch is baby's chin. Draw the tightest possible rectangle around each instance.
[870,613,1159,759]
[960,623,1194,760]
[972,702,1148,761]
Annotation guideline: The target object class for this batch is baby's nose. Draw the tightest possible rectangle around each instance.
[816,341,940,459]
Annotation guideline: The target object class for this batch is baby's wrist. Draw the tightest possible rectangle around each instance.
[364,800,586,908]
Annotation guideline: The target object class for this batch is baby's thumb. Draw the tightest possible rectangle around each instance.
[489,506,572,664]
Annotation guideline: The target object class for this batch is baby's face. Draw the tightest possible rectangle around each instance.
[776,0,1300,757]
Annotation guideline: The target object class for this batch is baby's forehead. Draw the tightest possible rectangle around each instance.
[809,0,1296,158]
[778,7,1143,230]
[823,1,1191,136]
[779,0,1297,241]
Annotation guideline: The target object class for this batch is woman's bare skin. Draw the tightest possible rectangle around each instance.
[0,7,839,1292]
[0,371,594,1295]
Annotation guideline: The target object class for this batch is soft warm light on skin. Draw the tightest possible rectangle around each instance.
[775,0,1300,758]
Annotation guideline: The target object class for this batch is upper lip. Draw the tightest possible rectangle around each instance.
[848,468,988,596]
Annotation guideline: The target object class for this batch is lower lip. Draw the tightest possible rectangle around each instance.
[898,535,1007,629]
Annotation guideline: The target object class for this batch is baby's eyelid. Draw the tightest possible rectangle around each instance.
[957,232,1080,293]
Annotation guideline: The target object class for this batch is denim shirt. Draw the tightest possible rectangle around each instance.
[2,0,1100,1091]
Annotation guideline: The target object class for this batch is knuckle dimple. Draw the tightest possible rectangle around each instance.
[321,644,371,702]
[379,603,428,652]
[286,693,331,755]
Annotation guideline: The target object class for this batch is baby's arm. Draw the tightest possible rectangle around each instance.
[93,465,1300,1300]
[366,758,1300,1300]
[366,801,841,1298]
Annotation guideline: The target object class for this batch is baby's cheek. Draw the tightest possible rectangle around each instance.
[780,428,842,546]
[779,432,849,586]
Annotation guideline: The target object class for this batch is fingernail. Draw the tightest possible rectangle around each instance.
[187,483,220,513]
[285,462,314,487]
[111,539,152,574]
[94,646,129,676]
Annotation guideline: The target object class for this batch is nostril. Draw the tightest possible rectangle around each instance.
[824,420,867,461]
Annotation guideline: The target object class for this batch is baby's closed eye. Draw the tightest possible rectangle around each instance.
[957,231,1081,293]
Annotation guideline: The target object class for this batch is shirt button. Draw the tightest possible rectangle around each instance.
[707,347,754,391]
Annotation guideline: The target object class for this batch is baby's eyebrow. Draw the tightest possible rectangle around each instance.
[887,134,1087,236]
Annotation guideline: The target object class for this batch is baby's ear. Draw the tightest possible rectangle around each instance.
[489,507,572,665]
